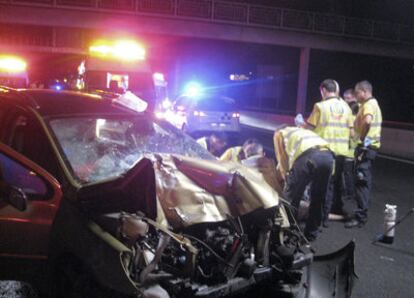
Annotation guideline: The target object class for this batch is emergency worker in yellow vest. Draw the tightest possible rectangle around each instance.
[274,126,334,241]
[345,80,382,228]
[240,139,284,196]
[196,132,228,157]
[220,138,264,162]
[305,79,354,227]
[220,145,243,162]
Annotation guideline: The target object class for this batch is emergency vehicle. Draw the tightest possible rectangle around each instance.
[75,39,167,110]
[0,55,28,88]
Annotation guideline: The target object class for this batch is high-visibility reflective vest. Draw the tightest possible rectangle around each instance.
[220,146,243,162]
[280,127,329,170]
[355,98,382,149]
[313,97,352,156]
[196,137,208,150]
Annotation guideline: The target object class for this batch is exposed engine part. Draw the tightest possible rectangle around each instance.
[119,212,149,243]
[140,234,171,284]
[95,208,354,298]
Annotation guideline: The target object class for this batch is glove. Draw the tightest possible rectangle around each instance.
[363,137,373,147]
[294,113,305,127]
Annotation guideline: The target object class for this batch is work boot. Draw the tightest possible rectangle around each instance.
[304,229,318,242]
[344,219,364,229]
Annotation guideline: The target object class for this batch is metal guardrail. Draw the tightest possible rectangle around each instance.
[1,0,413,46]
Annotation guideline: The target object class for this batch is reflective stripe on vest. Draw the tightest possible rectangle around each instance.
[314,98,351,156]
[323,138,349,143]
[370,122,382,127]
[319,122,349,128]
[281,127,329,170]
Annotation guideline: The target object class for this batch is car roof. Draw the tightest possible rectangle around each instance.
[0,88,142,117]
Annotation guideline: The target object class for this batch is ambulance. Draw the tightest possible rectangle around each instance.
[76,39,167,111]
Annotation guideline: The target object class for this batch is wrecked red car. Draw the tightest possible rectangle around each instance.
[0,88,355,297]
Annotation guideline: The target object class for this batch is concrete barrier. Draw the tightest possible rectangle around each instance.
[240,111,414,161]
[380,127,414,160]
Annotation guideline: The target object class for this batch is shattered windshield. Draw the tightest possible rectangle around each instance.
[49,116,214,184]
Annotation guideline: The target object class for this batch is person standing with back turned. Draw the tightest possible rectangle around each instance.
[305,79,353,227]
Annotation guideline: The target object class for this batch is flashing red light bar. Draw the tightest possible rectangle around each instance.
[0,55,27,73]
[89,40,146,61]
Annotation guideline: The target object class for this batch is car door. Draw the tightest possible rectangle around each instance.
[0,142,62,259]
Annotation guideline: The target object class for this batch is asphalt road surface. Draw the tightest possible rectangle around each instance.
[239,124,414,298]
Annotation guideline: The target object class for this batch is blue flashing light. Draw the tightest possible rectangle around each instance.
[162,98,171,109]
[183,82,202,98]
[54,85,62,91]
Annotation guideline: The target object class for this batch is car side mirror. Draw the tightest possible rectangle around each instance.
[6,185,28,212]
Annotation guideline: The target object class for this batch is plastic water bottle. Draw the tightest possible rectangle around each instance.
[381,204,397,244]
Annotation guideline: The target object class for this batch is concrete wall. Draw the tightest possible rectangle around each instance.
[380,127,414,160]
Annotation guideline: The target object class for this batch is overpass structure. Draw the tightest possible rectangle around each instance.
[0,0,413,57]
[0,0,413,159]
[1,0,414,114]
[0,0,414,112]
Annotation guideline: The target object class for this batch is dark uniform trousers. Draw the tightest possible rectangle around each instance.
[285,148,334,237]
[354,145,377,223]
[324,154,359,222]
[324,155,344,222]
[342,157,357,217]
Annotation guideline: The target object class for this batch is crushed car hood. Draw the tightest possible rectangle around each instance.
[77,153,280,229]
[153,154,280,228]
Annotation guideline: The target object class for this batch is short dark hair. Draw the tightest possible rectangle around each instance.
[243,138,263,157]
[242,138,259,148]
[343,88,354,97]
[355,80,373,93]
[320,79,338,93]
